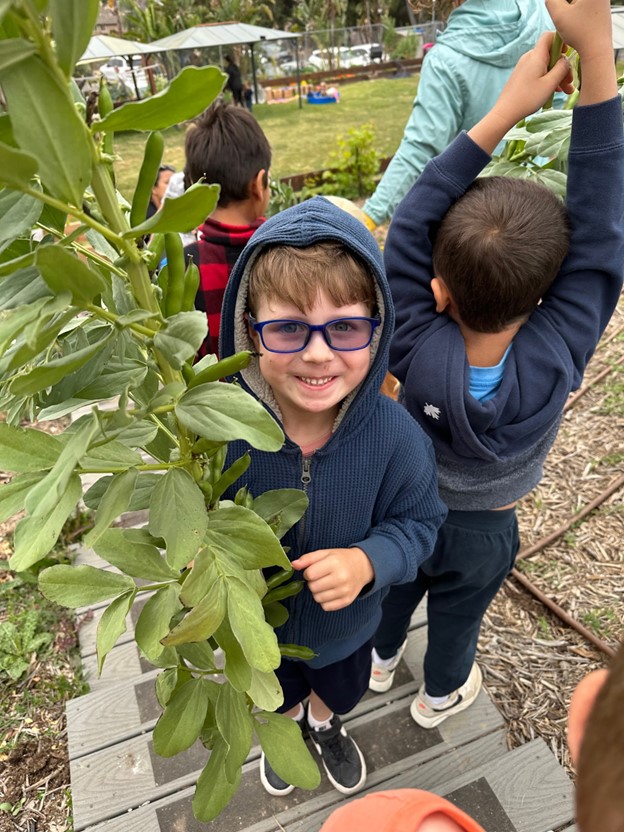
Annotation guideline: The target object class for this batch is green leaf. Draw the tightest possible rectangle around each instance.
[192,738,241,823]
[153,311,208,370]
[0,268,52,311]
[0,143,39,191]
[50,0,100,78]
[96,66,226,133]
[0,55,92,206]
[10,334,112,397]
[252,489,308,540]
[214,618,252,692]
[36,244,107,305]
[93,527,179,582]
[75,359,148,403]
[162,578,226,646]
[0,296,49,356]
[80,440,143,470]
[0,251,37,279]
[149,469,208,571]
[227,578,281,672]
[24,414,99,519]
[152,677,211,757]
[532,168,568,199]
[104,418,158,449]
[206,505,291,571]
[83,469,138,548]
[247,668,284,712]
[0,38,37,72]
[179,547,218,608]
[0,189,42,252]
[176,382,284,452]
[255,711,320,790]
[215,684,253,783]
[96,588,136,674]
[38,563,136,608]
[135,584,182,664]
[0,472,45,523]
[9,474,82,571]
[176,640,216,671]
[83,472,161,512]
[155,667,180,709]
[124,184,220,237]
[0,422,62,473]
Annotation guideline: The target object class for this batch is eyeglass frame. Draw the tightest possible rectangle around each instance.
[247,314,381,354]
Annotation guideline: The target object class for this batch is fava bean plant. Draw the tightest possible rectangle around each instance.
[0,0,320,820]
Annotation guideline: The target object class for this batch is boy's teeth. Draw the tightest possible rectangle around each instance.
[301,376,331,386]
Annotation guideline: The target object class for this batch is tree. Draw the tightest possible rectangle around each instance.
[204,0,275,27]
[0,0,319,821]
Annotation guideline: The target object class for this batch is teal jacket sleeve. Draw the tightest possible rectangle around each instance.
[363,47,465,226]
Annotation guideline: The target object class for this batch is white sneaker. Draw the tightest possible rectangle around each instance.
[369,639,408,692]
[410,663,483,729]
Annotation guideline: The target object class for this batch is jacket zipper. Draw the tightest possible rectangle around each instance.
[298,455,312,548]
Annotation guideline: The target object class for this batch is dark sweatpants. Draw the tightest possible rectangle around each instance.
[374,507,519,697]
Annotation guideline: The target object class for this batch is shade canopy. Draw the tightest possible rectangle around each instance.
[148,22,300,53]
[612,8,624,50]
[79,34,151,63]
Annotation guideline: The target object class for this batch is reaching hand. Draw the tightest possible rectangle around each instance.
[291,547,374,612]
[491,32,575,129]
[546,0,613,63]
[468,32,574,154]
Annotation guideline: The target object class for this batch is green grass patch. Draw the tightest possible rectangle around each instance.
[112,75,419,200]
[0,572,88,753]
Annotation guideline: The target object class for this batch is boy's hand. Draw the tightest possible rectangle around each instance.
[546,0,613,63]
[547,0,617,106]
[469,32,573,154]
[291,547,374,612]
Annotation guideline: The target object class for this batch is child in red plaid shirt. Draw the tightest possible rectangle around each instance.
[183,100,271,357]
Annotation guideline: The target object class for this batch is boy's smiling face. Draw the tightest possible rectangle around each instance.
[249,290,373,430]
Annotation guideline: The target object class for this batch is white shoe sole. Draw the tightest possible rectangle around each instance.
[259,753,295,796]
[410,664,483,729]
[368,672,396,693]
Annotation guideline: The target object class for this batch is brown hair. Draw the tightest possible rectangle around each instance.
[576,644,624,832]
[432,176,570,333]
[247,242,376,315]
[184,99,271,206]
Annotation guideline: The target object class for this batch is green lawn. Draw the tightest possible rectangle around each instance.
[112,75,419,200]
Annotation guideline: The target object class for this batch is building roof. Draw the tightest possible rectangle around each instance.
[148,22,299,53]
[79,34,151,63]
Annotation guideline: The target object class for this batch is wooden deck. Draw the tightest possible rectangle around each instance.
[67,543,576,832]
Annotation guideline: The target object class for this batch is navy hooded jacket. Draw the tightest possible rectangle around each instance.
[219,197,447,667]
[385,97,624,510]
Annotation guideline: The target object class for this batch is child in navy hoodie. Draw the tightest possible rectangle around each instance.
[219,199,447,796]
[371,0,624,729]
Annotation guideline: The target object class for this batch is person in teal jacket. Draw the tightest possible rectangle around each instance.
[362,0,554,229]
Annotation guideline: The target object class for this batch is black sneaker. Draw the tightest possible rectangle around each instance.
[308,714,367,794]
[260,751,295,796]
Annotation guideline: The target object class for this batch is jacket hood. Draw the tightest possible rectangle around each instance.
[219,196,392,432]
[436,0,552,68]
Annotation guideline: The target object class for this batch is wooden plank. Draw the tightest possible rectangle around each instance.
[82,641,145,693]
[68,622,430,760]
[84,727,508,832]
[288,738,573,832]
[71,676,504,831]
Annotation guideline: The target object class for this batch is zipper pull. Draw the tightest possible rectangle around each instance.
[301,457,311,487]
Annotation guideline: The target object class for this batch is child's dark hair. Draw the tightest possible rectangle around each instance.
[184,99,271,206]
[433,176,570,333]
[248,242,376,315]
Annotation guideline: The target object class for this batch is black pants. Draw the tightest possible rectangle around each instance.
[374,508,519,697]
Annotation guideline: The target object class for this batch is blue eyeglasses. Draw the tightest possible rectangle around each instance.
[248,315,381,354]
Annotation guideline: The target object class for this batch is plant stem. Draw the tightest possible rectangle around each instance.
[84,303,154,338]
[543,33,564,111]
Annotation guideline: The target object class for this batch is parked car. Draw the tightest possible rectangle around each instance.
[99,55,159,94]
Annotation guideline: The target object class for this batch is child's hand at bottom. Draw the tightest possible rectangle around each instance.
[291,547,374,611]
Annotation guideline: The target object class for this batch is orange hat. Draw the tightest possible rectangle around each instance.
[319,789,486,832]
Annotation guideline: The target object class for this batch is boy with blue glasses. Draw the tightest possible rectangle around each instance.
[219,198,447,797]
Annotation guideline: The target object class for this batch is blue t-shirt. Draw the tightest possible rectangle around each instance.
[469,346,511,402]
